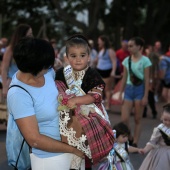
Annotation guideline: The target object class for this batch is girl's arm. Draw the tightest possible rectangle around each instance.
[16,115,84,158]
[128,146,140,153]
[139,144,154,154]
[1,46,12,97]
[66,88,102,108]
[142,66,150,105]
[109,48,117,77]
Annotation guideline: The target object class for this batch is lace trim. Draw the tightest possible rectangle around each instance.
[70,155,83,169]
[59,110,92,159]
[73,66,89,80]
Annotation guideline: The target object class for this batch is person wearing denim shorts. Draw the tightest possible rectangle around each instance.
[119,37,152,147]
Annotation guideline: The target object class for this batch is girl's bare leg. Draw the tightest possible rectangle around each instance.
[133,100,144,145]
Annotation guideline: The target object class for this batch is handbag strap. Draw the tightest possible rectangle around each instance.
[8,85,33,170]
[9,85,34,105]
[128,56,133,74]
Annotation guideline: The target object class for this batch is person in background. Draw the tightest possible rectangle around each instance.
[153,40,163,56]
[1,24,33,98]
[6,37,84,170]
[143,52,159,119]
[165,44,170,57]
[50,38,59,58]
[116,40,130,75]
[0,37,8,55]
[112,122,141,170]
[88,39,98,68]
[159,55,170,103]
[139,103,170,170]
[96,35,117,111]
[119,37,152,147]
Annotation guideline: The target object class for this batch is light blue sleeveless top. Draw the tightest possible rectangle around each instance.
[97,49,112,70]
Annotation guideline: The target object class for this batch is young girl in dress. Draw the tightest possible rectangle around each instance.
[112,122,140,170]
[55,34,114,169]
[119,37,152,147]
[139,103,170,170]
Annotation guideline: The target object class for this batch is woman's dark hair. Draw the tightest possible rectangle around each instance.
[129,37,145,47]
[10,24,32,51]
[98,35,111,49]
[66,34,90,56]
[113,122,130,138]
[13,37,55,76]
[98,35,111,56]
[163,103,170,114]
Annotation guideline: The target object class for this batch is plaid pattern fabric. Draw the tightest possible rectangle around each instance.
[76,113,114,164]
[56,80,115,164]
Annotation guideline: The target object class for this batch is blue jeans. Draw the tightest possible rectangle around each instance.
[124,84,144,101]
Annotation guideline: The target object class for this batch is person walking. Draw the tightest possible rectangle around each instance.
[96,35,117,111]
[119,37,152,147]
[1,24,33,98]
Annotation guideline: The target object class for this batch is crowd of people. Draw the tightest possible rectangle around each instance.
[0,23,170,170]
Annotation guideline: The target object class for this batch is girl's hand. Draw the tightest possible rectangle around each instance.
[110,70,115,77]
[67,97,77,109]
[138,148,147,155]
[141,96,148,106]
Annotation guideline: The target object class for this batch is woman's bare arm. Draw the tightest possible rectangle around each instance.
[109,48,117,77]
[1,46,13,97]
[16,115,84,158]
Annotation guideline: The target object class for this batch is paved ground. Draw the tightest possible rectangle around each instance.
[0,101,164,170]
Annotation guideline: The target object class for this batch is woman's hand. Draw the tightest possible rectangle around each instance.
[141,96,148,106]
[72,147,85,158]
[110,70,115,77]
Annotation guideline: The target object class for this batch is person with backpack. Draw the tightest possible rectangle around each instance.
[159,55,170,103]
[6,37,84,170]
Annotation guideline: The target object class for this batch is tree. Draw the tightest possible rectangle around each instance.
[1,0,170,51]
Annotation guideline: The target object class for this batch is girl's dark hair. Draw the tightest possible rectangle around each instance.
[66,34,90,56]
[13,37,55,76]
[163,103,170,113]
[10,24,32,50]
[113,122,130,138]
[130,37,145,47]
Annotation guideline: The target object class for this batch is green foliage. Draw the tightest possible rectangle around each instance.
[1,0,170,50]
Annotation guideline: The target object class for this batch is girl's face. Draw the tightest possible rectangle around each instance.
[128,40,141,55]
[67,45,90,71]
[116,134,128,144]
[161,111,170,127]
